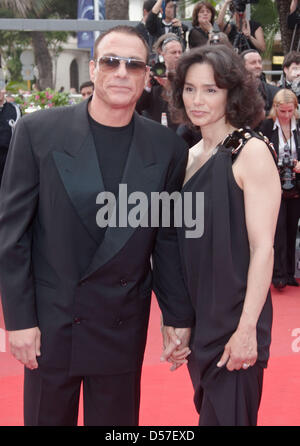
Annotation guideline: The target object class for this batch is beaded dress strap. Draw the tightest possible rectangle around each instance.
[221,127,278,164]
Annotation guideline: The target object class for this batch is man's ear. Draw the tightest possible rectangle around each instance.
[89,59,96,82]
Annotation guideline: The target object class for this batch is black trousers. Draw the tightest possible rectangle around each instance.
[198,365,264,426]
[273,196,300,281]
[24,365,141,426]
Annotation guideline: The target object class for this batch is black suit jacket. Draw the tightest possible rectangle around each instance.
[0,100,194,375]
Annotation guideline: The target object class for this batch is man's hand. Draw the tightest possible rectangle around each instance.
[8,327,41,370]
[161,326,191,371]
[171,18,183,29]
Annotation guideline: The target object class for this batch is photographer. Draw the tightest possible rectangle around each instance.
[146,0,188,48]
[278,51,300,103]
[217,0,266,53]
[136,33,183,131]
[259,89,300,289]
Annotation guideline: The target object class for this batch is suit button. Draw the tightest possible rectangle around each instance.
[120,279,127,287]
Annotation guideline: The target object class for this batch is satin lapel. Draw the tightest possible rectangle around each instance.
[81,112,161,279]
[52,100,105,244]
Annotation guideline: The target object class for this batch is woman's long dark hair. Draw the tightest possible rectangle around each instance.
[170,44,265,129]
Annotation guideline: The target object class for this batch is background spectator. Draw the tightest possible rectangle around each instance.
[136,0,157,51]
[136,33,183,131]
[259,89,300,289]
[279,51,300,103]
[188,1,219,49]
[217,0,266,53]
[0,89,21,185]
[146,0,188,48]
[79,81,94,100]
[241,49,279,118]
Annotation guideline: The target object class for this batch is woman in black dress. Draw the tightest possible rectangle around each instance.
[161,45,281,426]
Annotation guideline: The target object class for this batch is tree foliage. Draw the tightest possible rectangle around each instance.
[0,0,72,88]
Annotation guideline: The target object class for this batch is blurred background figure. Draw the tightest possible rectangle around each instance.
[136,33,183,131]
[208,30,231,47]
[288,0,300,37]
[217,0,266,53]
[279,51,300,103]
[188,1,219,49]
[146,0,188,49]
[0,89,21,186]
[241,49,279,118]
[79,81,94,99]
[136,0,157,51]
[259,89,300,289]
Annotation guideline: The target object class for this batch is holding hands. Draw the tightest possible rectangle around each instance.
[160,326,191,371]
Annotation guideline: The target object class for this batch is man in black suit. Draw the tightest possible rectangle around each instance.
[0,26,193,426]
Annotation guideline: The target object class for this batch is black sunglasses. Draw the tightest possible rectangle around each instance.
[95,56,148,73]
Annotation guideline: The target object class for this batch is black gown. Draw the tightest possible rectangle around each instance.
[177,130,275,425]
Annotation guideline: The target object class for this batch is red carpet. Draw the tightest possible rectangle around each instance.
[0,281,299,426]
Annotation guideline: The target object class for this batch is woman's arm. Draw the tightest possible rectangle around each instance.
[152,0,163,15]
[217,138,281,371]
[216,0,232,33]
[250,25,266,53]
[290,0,298,14]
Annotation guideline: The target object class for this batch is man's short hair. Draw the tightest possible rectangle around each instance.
[93,25,150,63]
[143,0,156,12]
[240,49,260,59]
[283,51,300,69]
[80,81,94,92]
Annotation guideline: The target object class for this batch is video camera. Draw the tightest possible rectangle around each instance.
[230,0,258,14]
